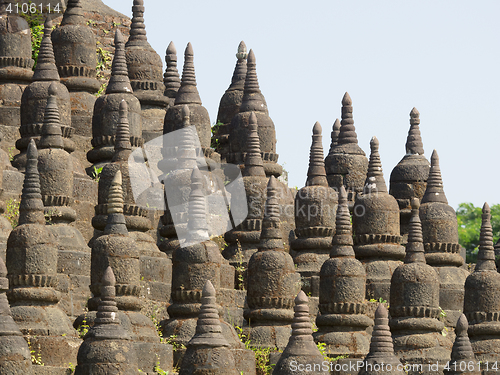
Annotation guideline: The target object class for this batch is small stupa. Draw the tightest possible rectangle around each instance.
[125,0,168,143]
[245,176,301,350]
[314,185,372,361]
[358,304,403,375]
[179,280,241,375]
[353,136,405,302]
[163,41,181,104]
[215,41,248,163]
[464,203,500,365]
[444,314,480,375]
[324,92,368,209]
[390,198,451,372]
[291,122,337,308]
[389,108,430,242]
[273,291,328,375]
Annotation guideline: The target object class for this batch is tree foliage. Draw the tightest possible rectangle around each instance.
[456,202,500,263]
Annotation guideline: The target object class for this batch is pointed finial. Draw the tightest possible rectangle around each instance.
[406,107,424,155]
[176,107,197,169]
[93,266,122,328]
[106,30,133,94]
[112,100,132,161]
[330,185,355,256]
[237,41,248,60]
[306,122,328,187]
[126,0,148,45]
[102,266,116,287]
[371,304,393,351]
[18,140,45,225]
[103,170,128,236]
[291,291,313,337]
[259,176,283,249]
[107,170,124,215]
[364,136,387,193]
[187,280,229,347]
[164,41,181,98]
[327,119,341,155]
[185,168,209,244]
[244,49,259,93]
[475,202,497,271]
[61,0,84,25]
[338,92,358,145]
[449,314,476,363]
[39,83,64,150]
[174,43,202,105]
[420,150,448,204]
[405,198,426,264]
[227,41,248,91]
[32,18,60,81]
[243,112,265,177]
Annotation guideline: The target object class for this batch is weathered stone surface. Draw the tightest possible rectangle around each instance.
[354,136,405,302]
[419,150,467,339]
[359,304,403,375]
[81,169,173,374]
[88,29,142,170]
[444,314,480,375]
[227,49,282,178]
[215,41,247,164]
[464,203,500,365]
[52,0,100,141]
[92,100,171,313]
[14,19,75,171]
[37,84,91,319]
[291,122,337,307]
[0,7,33,135]
[125,0,168,143]
[245,176,301,351]
[179,280,241,375]
[161,168,252,374]
[223,112,269,288]
[389,108,430,242]
[75,266,139,375]
[390,198,451,373]
[314,185,372,359]
[325,93,368,211]
[7,140,80,373]
[273,291,328,375]
[163,41,180,104]
[0,256,33,374]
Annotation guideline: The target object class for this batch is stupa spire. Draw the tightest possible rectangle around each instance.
[38,83,64,150]
[306,122,328,187]
[18,140,44,225]
[364,136,387,193]
[259,176,282,249]
[421,150,448,204]
[228,41,248,90]
[243,112,265,177]
[33,18,59,81]
[406,107,425,155]
[338,92,358,145]
[404,198,426,264]
[163,41,181,98]
[106,30,133,94]
[112,100,132,162]
[127,0,148,45]
[103,170,128,235]
[186,168,209,244]
[175,42,202,105]
[327,118,341,155]
[331,185,354,256]
[475,203,497,271]
[61,0,84,25]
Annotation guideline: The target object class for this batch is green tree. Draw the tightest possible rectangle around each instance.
[456,202,500,263]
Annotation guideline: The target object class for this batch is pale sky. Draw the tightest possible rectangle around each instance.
[104,0,500,210]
